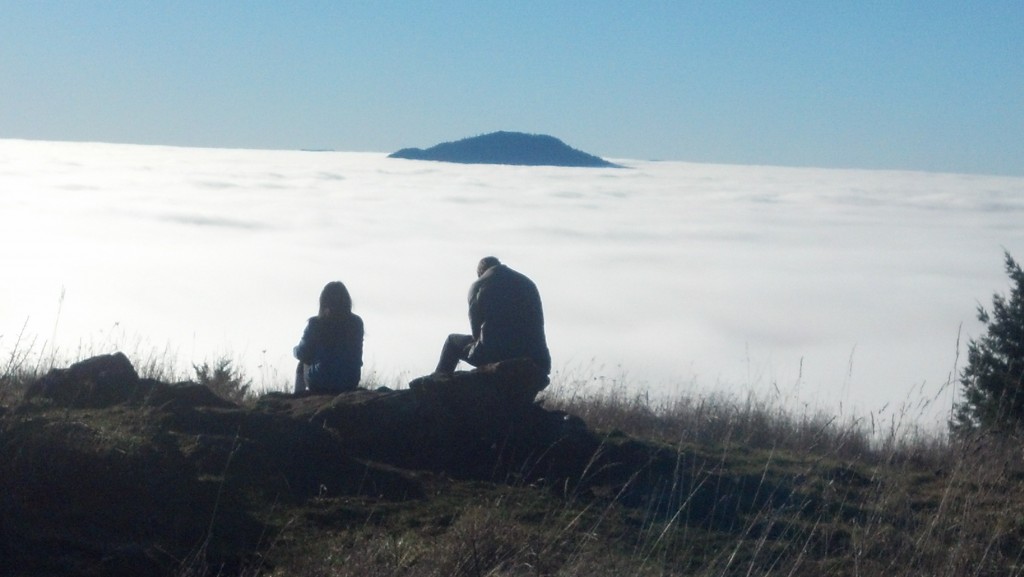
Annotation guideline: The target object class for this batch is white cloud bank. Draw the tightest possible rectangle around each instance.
[2,139,1023,427]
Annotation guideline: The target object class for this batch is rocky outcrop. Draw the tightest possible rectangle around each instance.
[3,354,599,575]
[24,351,235,410]
[17,354,592,483]
[0,353,796,576]
[388,131,621,167]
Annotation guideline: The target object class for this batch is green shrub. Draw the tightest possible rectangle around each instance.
[952,251,1024,436]
[193,357,253,404]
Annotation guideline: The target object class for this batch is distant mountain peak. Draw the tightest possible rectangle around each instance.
[388,131,620,168]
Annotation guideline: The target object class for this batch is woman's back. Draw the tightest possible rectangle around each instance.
[294,281,364,394]
[295,313,363,393]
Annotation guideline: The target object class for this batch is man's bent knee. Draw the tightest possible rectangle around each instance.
[437,334,475,373]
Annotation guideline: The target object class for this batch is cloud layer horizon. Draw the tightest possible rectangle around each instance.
[3,139,1022,428]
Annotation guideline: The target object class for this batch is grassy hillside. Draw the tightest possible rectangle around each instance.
[1,353,1023,577]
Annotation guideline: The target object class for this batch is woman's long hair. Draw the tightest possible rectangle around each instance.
[318,281,352,318]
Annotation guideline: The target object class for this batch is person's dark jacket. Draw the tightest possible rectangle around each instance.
[467,264,551,373]
[293,313,364,393]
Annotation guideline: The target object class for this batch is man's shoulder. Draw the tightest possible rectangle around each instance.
[497,265,536,287]
[476,264,537,292]
[485,264,521,280]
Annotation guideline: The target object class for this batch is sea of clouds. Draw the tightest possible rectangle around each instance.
[2,139,1023,427]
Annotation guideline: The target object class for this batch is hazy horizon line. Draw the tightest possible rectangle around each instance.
[4,135,1022,180]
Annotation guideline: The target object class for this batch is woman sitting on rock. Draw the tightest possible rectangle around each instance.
[293,281,364,394]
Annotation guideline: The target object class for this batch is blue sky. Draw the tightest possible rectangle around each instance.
[2,2,1022,175]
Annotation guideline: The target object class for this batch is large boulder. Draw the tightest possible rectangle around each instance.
[24,352,145,408]
[23,352,234,410]
[258,357,592,479]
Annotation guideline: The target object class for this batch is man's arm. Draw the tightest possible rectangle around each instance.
[468,285,483,339]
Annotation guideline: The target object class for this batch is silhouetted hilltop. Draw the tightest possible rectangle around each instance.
[389,131,620,167]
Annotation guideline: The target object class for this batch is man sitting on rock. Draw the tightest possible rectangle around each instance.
[435,257,551,375]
